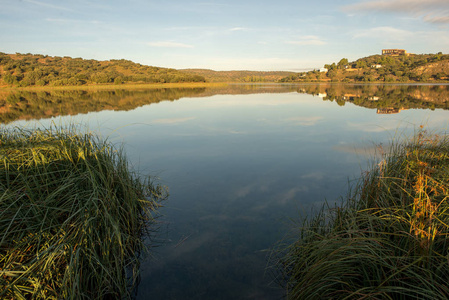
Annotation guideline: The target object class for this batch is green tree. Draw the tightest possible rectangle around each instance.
[337,58,349,68]
[356,60,367,68]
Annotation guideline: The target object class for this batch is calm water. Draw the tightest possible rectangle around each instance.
[2,84,449,299]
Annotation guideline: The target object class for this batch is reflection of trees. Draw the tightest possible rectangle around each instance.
[0,88,207,124]
[0,84,447,123]
[0,85,299,124]
[296,84,449,112]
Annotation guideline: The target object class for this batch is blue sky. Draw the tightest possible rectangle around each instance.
[1,0,449,71]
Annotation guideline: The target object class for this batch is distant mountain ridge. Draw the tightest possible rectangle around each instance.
[180,69,296,83]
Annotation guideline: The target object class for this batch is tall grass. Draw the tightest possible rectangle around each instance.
[277,129,449,299]
[0,125,166,299]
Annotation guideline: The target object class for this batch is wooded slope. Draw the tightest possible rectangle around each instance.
[0,52,206,87]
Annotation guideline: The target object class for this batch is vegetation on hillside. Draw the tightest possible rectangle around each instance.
[0,52,206,87]
[277,130,449,299]
[280,52,449,83]
[180,69,296,83]
[2,51,448,86]
[0,126,167,299]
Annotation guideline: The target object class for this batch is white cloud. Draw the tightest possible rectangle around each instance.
[45,18,100,24]
[229,27,248,32]
[424,15,449,24]
[343,0,449,24]
[286,36,327,46]
[352,26,413,40]
[24,0,73,11]
[349,26,449,50]
[344,0,449,14]
[147,41,194,48]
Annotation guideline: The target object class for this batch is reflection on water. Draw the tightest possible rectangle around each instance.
[0,85,297,124]
[0,84,448,124]
[299,84,449,113]
[1,84,449,299]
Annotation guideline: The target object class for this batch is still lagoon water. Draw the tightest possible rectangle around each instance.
[2,84,449,299]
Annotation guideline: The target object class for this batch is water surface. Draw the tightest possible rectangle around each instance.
[2,84,449,299]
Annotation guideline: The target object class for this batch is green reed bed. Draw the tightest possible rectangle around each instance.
[0,126,166,299]
[278,130,449,299]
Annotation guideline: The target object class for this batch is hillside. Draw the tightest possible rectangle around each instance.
[0,52,206,87]
[180,69,295,83]
[280,52,449,83]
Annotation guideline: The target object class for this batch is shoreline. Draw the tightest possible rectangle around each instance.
[0,82,229,91]
[2,81,449,92]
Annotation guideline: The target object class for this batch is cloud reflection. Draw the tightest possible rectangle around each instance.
[151,117,196,124]
[333,143,381,158]
[285,116,324,126]
[301,171,325,180]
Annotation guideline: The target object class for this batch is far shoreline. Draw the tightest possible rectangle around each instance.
[0,82,229,92]
[2,81,449,93]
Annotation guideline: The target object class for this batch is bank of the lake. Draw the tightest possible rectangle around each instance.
[0,82,228,92]
[278,130,449,299]
[0,126,166,299]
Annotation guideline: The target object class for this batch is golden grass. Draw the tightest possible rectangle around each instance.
[276,128,449,299]
[0,125,167,299]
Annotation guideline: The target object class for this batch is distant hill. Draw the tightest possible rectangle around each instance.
[280,52,449,83]
[180,69,296,83]
[0,52,206,87]
[3,51,448,87]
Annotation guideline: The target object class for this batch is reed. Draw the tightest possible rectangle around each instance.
[278,129,449,299]
[0,125,166,299]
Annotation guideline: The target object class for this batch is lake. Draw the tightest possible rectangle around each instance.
[2,83,449,299]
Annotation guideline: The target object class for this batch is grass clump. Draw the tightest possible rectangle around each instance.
[278,129,449,299]
[0,125,166,299]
